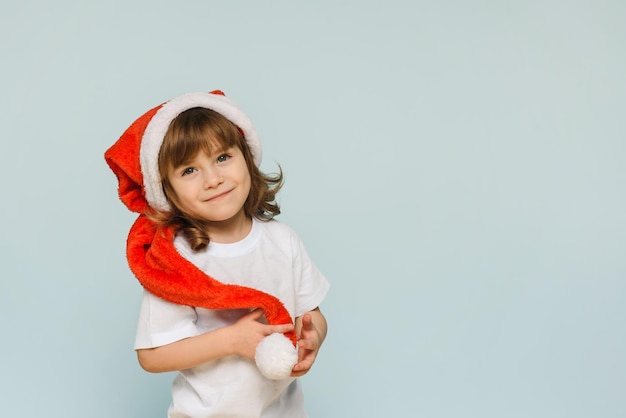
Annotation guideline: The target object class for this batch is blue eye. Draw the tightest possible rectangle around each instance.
[217,154,230,163]
[182,167,196,176]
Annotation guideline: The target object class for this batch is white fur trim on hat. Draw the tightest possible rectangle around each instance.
[139,92,262,212]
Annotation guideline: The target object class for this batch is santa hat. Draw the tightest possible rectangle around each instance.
[104,91,297,380]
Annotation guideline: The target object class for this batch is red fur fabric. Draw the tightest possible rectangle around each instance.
[104,105,296,344]
[127,216,296,343]
[104,103,161,214]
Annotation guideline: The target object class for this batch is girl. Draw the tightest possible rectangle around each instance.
[105,91,329,417]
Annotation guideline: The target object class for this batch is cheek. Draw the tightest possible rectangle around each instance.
[163,181,180,205]
[242,171,252,194]
[169,181,197,206]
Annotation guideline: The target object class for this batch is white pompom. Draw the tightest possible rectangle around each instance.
[255,333,298,380]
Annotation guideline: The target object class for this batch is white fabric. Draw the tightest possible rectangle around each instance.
[134,219,329,418]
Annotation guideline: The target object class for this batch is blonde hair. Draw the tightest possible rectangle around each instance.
[148,107,283,251]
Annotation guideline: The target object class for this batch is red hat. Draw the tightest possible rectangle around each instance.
[105,91,297,379]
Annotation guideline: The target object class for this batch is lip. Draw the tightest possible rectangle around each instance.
[205,189,233,202]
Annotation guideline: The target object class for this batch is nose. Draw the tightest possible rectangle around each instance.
[203,168,223,189]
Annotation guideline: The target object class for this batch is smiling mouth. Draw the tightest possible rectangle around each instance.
[206,189,232,201]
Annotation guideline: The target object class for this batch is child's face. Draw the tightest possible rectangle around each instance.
[166,146,251,227]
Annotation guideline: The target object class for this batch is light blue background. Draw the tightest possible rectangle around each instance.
[1,1,624,417]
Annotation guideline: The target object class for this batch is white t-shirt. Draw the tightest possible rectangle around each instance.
[134,219,330,418]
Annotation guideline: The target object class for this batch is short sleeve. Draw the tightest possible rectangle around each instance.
[292,234,330,317]
[134,289,200,350]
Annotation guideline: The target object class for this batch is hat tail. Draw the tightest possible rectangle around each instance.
[127,215,297,344]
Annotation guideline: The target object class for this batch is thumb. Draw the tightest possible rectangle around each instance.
[245,308,265,321]
[301,313,314,330]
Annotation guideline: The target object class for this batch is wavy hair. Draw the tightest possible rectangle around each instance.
[148,107,283,251]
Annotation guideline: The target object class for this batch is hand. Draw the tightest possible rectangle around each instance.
[230,309,294,360]
[291,312,323,377]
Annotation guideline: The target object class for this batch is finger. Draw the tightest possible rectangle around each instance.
[291,362,309,375]
[297,343,318,364]
[297,338,316,351]
[292,356,314,373]
[291,369,308,377]
[244,308,265,321]
[302,313,316,331]
[268,323,295,334]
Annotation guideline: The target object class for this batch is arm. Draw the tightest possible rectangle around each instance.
[137,308,295,373]
[291,307,328,377]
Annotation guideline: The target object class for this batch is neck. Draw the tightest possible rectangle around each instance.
[206,212,253,244]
